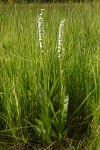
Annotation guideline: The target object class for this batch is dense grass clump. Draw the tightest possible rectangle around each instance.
[0,3,100,149]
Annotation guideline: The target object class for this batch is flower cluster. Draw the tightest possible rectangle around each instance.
[58,19,65,58]
[37,9,44,53]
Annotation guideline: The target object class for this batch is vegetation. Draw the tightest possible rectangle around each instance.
[0,3,100,149]
[1,0,99,5]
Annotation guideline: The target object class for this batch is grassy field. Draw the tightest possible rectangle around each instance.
[0,2,100,149]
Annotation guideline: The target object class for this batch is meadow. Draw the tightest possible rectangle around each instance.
[0,2,100,149]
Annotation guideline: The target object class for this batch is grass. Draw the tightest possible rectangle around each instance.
[0,2,100,149]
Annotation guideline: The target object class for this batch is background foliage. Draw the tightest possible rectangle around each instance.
[0,2,100,150]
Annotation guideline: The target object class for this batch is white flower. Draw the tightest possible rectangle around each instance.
[37,10,44,53]
[58,19,65,58]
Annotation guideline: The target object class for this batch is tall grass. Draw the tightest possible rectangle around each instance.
[0,3,100,149]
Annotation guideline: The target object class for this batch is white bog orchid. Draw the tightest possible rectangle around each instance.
[58,19,65,58]
[37,9,44,53]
